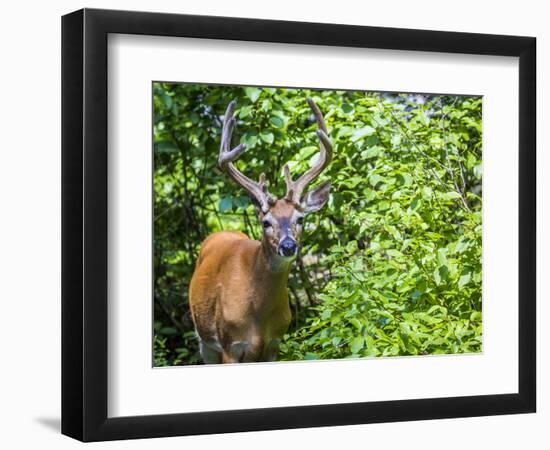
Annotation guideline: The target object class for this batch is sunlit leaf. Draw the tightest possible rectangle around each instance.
[244,87,261,103]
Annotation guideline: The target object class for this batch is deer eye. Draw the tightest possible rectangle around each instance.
[296,216,304,226]
[262,220,272,229]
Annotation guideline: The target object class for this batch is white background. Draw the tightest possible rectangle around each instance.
[108,35,518,417]
[0,0,547,448]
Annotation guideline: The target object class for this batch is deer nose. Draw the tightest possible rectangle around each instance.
[279,238,297,257]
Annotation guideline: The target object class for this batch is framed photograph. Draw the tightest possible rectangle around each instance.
[62,8,536,442]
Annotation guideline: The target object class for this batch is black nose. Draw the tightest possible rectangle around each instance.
[279,238,297,257]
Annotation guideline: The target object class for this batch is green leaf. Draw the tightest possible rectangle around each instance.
[219,197,233,213]
[244,87,261,103]
[270,116,285,128]
[437,248,448,267]
[159,327,178,336]
[240,131,258,148]
[162,94,172,109]
[369,174,383,187]
[440,191,462,200]
[397,172,413,186]
[298,145,318,159]
[470,311,482,322]
[438,265,449,283]
[454,239,470,254]
[155,140,178,154]
[386,249,403,258]
[342,103,353,113]
[433,267,441,285]
[458,271,471,287]
[350,337,364,354]
[239,105,253,118]
[351,126,376,142]
[361,147,381,159]
[345,240,358,253]
[349,318,363,331]
[234,196,250,208]
[260,130,274,144]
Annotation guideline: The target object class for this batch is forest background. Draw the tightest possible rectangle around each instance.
[152,84,482,365]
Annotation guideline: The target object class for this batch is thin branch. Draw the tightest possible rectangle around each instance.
[376,105,448,192]
[154,296,186,335]
[288,284,302,329]
[439,102,471,212]
[208,197,224,229]
[297,256,315,306]
[380,102,447,171]
[154,200,180,222]
[242,208,258,240]
[377,101,470,212]
[442,100,468,194]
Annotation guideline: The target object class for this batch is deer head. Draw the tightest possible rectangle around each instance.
[218,98,333,259]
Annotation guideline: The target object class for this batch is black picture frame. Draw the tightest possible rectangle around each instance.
[61,8,536,442]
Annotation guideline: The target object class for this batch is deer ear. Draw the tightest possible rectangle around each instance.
[301,180,331,214]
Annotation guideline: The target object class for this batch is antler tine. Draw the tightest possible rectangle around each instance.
[258,172,268,193]
[284,98,333,204]
[218,100,276,213]
[283,164,294,200]
[307,97,328,134]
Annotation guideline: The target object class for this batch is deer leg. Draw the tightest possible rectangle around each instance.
[240,335,265,362]
[263,338,281,362]
[222,341,248,363]
[199,338,223,364]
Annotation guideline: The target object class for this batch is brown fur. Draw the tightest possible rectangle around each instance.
[189,228,292,363]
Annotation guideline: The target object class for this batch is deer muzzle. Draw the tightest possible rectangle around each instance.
[278,237,298,257]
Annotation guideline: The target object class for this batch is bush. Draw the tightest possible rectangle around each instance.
[153,84,482,364]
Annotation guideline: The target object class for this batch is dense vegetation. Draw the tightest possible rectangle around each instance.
[153,83,482,365]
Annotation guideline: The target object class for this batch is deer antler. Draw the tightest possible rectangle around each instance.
[219,100,276,213]
[283,98,333,204]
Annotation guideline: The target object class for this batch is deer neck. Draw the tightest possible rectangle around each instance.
[257,237,294,279]
[249,238,293,314]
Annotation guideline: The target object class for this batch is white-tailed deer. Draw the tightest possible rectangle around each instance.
[189,98,333,363]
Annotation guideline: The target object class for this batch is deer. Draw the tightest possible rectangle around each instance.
[188,98,333,364]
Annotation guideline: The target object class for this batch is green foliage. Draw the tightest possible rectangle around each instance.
[153,83,482,364]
